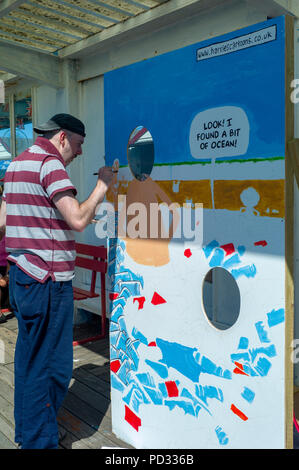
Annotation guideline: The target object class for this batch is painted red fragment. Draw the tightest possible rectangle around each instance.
[125,405,141,431]
[110,359,121,373]
[254,240,267,247]
[109,292,119,301]
[133,296,146,310]
[184,248,192,258]
[151,292,166,305]
[148,341,157,347]
[233,361,249,376]
[231,404,248,421]
[165,381,179,397]
[220,243,235,256]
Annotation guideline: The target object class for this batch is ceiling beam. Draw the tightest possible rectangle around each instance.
[272,0,299,17]
[58,0,227,59]
[0,41,63,87]
[0,0,28,18]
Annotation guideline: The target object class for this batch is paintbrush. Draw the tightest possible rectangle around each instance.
[93,170,118,175]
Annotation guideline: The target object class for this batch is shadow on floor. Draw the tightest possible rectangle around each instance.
[57,362,113,449]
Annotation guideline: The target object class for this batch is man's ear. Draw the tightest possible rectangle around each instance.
[59,130,67,146]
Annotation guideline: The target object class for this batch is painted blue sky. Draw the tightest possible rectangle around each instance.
[104,16,285,167]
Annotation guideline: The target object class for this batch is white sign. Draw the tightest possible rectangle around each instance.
[189,106,250,159]
[196,25,277,61]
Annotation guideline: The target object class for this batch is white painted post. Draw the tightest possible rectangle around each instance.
[0,80,4,104]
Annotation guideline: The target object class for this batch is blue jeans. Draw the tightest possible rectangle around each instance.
[9,264,74,449]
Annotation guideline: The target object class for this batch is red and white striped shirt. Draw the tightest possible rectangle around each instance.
[3,137,77,282]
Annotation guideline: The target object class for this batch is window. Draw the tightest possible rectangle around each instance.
[15,96,33,155]
[0,90,33,162]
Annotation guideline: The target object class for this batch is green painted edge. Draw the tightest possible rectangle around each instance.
[119,156,284,169]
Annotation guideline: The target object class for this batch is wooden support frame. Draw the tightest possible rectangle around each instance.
[285,14,295,450]
[0,41,63,88]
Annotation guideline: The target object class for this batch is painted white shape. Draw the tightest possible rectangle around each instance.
[189,106,250,159]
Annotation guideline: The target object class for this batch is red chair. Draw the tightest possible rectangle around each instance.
[72,243,107,346]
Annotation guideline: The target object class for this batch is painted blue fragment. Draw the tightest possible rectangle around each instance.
[110,346,118,360]
[233,264,257,279]
[242,363,258,376]
[249,344,276,362]
[209,248,225,267]
[116,331,129,352]
[203,240,219,258]
[110,330,120,347]
[238,337,249,349]
[254,357,272,376]
[145,359,169,379]
[110,303,125,322]
[241,387,255,403]
[215,426,229,446]
[237,245,246,256]
[196,385,224,404]
[110,297,126,309]
[231,264,257,279]
[109,320,119,333]
[222,253,241,269]
[158,382,168,398]
[201,356,232,379]
[182,387,210,415]
[111,374,125,393]
[132,327,148,346]
[136,372,156,388]
[118,316,127,333]
[157,338,201,382]
[123,384,151,413]
[231,352,250,362]
[255,321,270,343]
[143,386,163,405]
[117,361,129,385]
[126,341,140,368]
[164,399,196,416]
[267,308,285,327]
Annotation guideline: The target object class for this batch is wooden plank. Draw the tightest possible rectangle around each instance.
[288,139,299,188]
[57,407,130,448]
[0,371,14,405]
[0,41,63,87]
[68,376,111,417]
[55,0,131,22]
[285,14,295,450]
[0,391,15,428]
[0,0,26,18]
[33,0,114,28]
[17,4,101,34]
[61,387,113,433]
[0,17,77,44]
[0,365,14,389]
[0,427,16,449]
[72,366,111,400]
[58,0,220,59]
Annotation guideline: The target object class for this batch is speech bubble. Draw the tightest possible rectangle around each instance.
[189,106,250,159]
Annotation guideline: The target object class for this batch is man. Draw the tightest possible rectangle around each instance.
[0,113,113,449]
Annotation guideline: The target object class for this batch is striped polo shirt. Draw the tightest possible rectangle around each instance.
[3,137,77,282]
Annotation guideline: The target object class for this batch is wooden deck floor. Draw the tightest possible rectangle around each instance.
[0,313,132,449]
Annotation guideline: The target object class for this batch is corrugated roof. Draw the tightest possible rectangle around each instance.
[0,0,168,55]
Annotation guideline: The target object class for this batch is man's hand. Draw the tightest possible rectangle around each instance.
[96,166,114,190]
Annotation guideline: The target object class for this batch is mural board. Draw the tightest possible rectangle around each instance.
[104,16,288,449]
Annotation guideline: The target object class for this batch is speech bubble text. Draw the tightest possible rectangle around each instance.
[189,106,250,159]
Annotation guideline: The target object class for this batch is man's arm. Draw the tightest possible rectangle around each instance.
[53,167,113,232]
[0,200,6,241]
